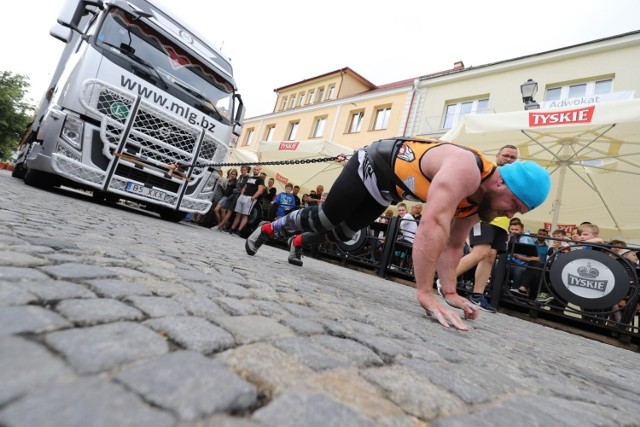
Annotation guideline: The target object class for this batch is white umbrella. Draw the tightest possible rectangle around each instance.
[440,98,640,239]
[241,139,351,193]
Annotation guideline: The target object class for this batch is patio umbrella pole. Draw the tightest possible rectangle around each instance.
[550,162,568,231]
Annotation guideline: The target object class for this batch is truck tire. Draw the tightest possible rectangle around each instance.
[23,169,57,189]
[11,162,26,179]
[158,208,187,222]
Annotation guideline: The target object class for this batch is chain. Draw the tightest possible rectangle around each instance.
[178,155,348,171]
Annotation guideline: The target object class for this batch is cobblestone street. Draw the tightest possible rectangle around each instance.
[1,169,640,427]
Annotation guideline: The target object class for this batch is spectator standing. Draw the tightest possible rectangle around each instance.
[262,177,277,202]
[411,204,423,223]
[228,166,265,236]
[212,169,238,229]
[217,165,249,232]
[292,185,301,206]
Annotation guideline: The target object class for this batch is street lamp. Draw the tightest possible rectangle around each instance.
[520,78,540,110]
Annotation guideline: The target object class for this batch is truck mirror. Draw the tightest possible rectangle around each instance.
[57,0,103,30]
[50,24,73,43]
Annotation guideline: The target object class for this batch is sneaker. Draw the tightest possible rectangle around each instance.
[509,287,528,296]
[468,294,497,313]
[287,237,303,266]
[535,292,554,304]
[245,222,270,255]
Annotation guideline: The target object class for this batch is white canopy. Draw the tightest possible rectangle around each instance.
[441,98,640,239]
[229,139,352,193]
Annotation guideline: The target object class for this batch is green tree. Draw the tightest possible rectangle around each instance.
[0,71,34,161]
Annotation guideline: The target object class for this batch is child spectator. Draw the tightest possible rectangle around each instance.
[272,183,297,219]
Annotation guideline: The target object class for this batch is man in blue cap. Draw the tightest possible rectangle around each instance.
[245,137,551,331]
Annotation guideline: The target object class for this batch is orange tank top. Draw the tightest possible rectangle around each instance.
[392,139,496,218]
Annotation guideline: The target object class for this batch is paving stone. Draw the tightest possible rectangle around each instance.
[217,342,313,397]
[0,376,174,427]
[0,306,71,335]
[360,365,464,420]
[311,335,384,367]
[252,391,376,427]
[175,295,227,321]
[398,358,522,405]
[349,332,407,363]
[213,297,260,316]
[139,279,195,297]
[116,351,257,421]
[21,280,96,302]
[38,263,117,280]
[56,298,145,326]
[218,314,294,342]
[0,251,49,267]
[292,367,410,427]
[10,245,56,255]
[178,414,264,427]
[210,282,254,298]
[23,237,80,251]
[45,321,169,374]
[144,316,234,353]
[279,316,326,335]
[0,335,76,406]
[0,267,50,282]
[0,283,38,306]
[272,336,357,370]
[280,301,322,318]
[84,278,153,298]
[182,281,224,298]
[174,268,213,282]
[127,295,188,317]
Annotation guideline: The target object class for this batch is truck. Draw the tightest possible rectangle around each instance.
[13,0,244,222]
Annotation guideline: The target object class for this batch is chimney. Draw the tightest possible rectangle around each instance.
[453,61,465,70]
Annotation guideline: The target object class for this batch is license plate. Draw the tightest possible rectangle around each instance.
[125,182,167,202]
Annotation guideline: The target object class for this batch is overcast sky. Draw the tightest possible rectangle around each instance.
[2,1,639,118]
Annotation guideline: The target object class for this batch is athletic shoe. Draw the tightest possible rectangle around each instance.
[509,287,528,296]
[287,237,303,266]
[468,294,497,313]
[535,292,554,304]
[245,222,269,255]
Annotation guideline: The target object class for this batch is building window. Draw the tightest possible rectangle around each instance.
[298,93,305,107]
[280,97,287,111]
[242,129,254,146]
[373,107,391,131]
[327,85,335,100]
[349,111,364,133]
[289,95,296,109]
[442,98,488,129]
[306,91,314,104]
[316,87,325,103]
[265,125,275,142]
[287,121,299,141]
[544,78,613,102]
[312,117,327,138]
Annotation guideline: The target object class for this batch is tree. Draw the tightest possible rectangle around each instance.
[0,71,34,161]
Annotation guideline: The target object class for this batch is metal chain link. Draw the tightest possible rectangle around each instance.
[179,155,347,170]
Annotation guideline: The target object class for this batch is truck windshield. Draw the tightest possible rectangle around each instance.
[96,8,233,122]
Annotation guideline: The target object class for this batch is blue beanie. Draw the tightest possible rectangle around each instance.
[499,161,551,210]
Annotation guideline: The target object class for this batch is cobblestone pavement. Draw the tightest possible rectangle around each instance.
[1,170,640,427]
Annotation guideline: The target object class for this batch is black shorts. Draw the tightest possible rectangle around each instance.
[468,222,508,253]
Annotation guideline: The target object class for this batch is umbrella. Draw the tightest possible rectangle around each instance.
[232,139,351,193]
[440,98,640,239]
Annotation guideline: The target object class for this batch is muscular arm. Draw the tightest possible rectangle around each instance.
[412,145,483,329]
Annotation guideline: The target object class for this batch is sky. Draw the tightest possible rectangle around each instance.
[2,1,639,118]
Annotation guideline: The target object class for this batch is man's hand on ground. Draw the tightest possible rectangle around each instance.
[443,292,480,321]
[417,290,476,331]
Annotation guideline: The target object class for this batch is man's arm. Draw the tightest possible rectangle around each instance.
[252,184,266,200]
[412,146,482,330]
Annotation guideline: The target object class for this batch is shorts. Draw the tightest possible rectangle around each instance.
[217,196,228,207]
[234,194,256,215]
[468,222,508,253]
[222,194,239,210]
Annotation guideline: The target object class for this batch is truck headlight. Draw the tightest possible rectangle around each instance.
[61,115,84,149]
[202,172,219,192]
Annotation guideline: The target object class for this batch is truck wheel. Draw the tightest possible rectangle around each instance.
[11,163,26,179]
[23,169,57,189]
[158,208,187,222]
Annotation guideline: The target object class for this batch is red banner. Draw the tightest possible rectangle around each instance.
[529,106,595,127]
